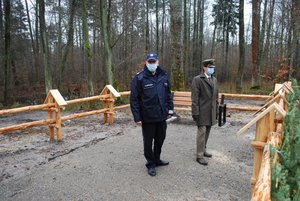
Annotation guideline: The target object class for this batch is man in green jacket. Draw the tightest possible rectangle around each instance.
[191,59,218,165]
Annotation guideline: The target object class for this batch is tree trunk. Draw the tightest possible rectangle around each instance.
[39,0,52,94]
[155,0,159,53]
[210,25,217,58]
[262,0,275,77]
[82,0,94,96]
[3,0,13,105]
[170,0,184,90]
[161,0,166,63]
[0,0,3,39]
[0,0,3,87]
[56,0,62,89]
[236,0,245,93]
[35,2,40,82]
[100,0,114,85]
[25,0,38,84]
[251,0,260,88]
[198,0,204,66]
[258,0,267,76]
[57,0,76,89]
[183,0,188,83]
[192,0,199,71]
[145,0,150,52]
[290,0,300,79]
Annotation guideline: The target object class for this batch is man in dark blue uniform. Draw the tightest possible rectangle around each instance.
[130,53,174,176]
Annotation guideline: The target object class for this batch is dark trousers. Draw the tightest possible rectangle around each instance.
[142,121,167,169]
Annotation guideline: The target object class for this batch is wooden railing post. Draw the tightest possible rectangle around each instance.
[100,85,120,124]
[44,90,67,142]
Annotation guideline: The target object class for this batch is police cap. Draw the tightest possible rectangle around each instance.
[202,59,215,67]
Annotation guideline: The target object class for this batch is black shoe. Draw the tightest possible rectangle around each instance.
[156,160,169,166]
[204,152,212,158]
[196,158,208,165]
[148,167,156,176]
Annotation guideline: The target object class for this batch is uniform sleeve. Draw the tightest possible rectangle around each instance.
[166,77,174,111]
[191,77,200,116]
[130,75,142,122]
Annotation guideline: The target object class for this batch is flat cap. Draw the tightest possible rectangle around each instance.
[202,59,215,67]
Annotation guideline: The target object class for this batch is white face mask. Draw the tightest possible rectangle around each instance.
[207,67,214,75]
[146,63,158,72]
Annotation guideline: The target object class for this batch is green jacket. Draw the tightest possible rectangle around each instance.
[191,73,218,126]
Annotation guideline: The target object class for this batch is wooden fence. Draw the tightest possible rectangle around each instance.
[0,82,294,200]
[0,84,278,144]
[0,85,120,141]
[237,82,292,201]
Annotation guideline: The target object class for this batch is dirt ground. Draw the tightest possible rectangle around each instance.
[0,105,259,201]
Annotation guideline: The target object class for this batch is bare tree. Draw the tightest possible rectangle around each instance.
[262,0,275,76]
[57,0,76,90]
[100,0,114,85]
[155,0,159,53]
[161,0,166,62]
[25,0,39,83]
[0,0,3,88]
[251,0,260,88]
[235,0,245,92]
[290,0,300,79]
[3,0,13,105]
[170,0,184,90]
[145,0,150,51]
[39,0,52,94]
[82,0,94,96]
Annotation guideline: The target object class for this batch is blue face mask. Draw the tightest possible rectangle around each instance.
[146,64,158,72]
[207,67,215,75]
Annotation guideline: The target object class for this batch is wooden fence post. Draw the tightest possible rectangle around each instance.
[100,85,120,124]
[44,90,67,141]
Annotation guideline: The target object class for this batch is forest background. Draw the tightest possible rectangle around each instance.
[0,0,299,106]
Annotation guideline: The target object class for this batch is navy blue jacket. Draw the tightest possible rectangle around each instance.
[130,66,174,123]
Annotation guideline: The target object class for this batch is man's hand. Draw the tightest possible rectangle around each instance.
[136,121,142,126]
[192,115,199,122]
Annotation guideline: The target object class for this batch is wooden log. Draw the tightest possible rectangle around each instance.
[174,101,192,106]
[119,91,130,96]
[55,103,62,141]
[66,94,110,105]
[174,107,191,111]
[0,119,56,134]
[0,103,55,115]
[173,96,192,102]
[48,110,54,140]
[61,108,109,121]
[173,91,191,97]
[251,145,271,201]
[174,105,261,111]
[227,105,260,111]
[115,104,130,110]
[220,93,271,100]
[251,111,275,193]
[251,141,267,149]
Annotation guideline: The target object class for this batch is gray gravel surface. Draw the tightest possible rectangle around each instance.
[0,110,255,201]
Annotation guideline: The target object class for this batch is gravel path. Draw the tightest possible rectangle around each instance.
[0,110,255,201]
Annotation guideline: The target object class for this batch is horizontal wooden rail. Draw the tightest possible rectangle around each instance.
[0,119,56,134]
[222,93,270,100]
[0,108,110,134]
[173,91,271,100]
[0,103,56,115]
[0,85,120,140]
[118,91,267,112]
[61,108,109,121]
[66,94,110,105]
[174,105,261,111]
